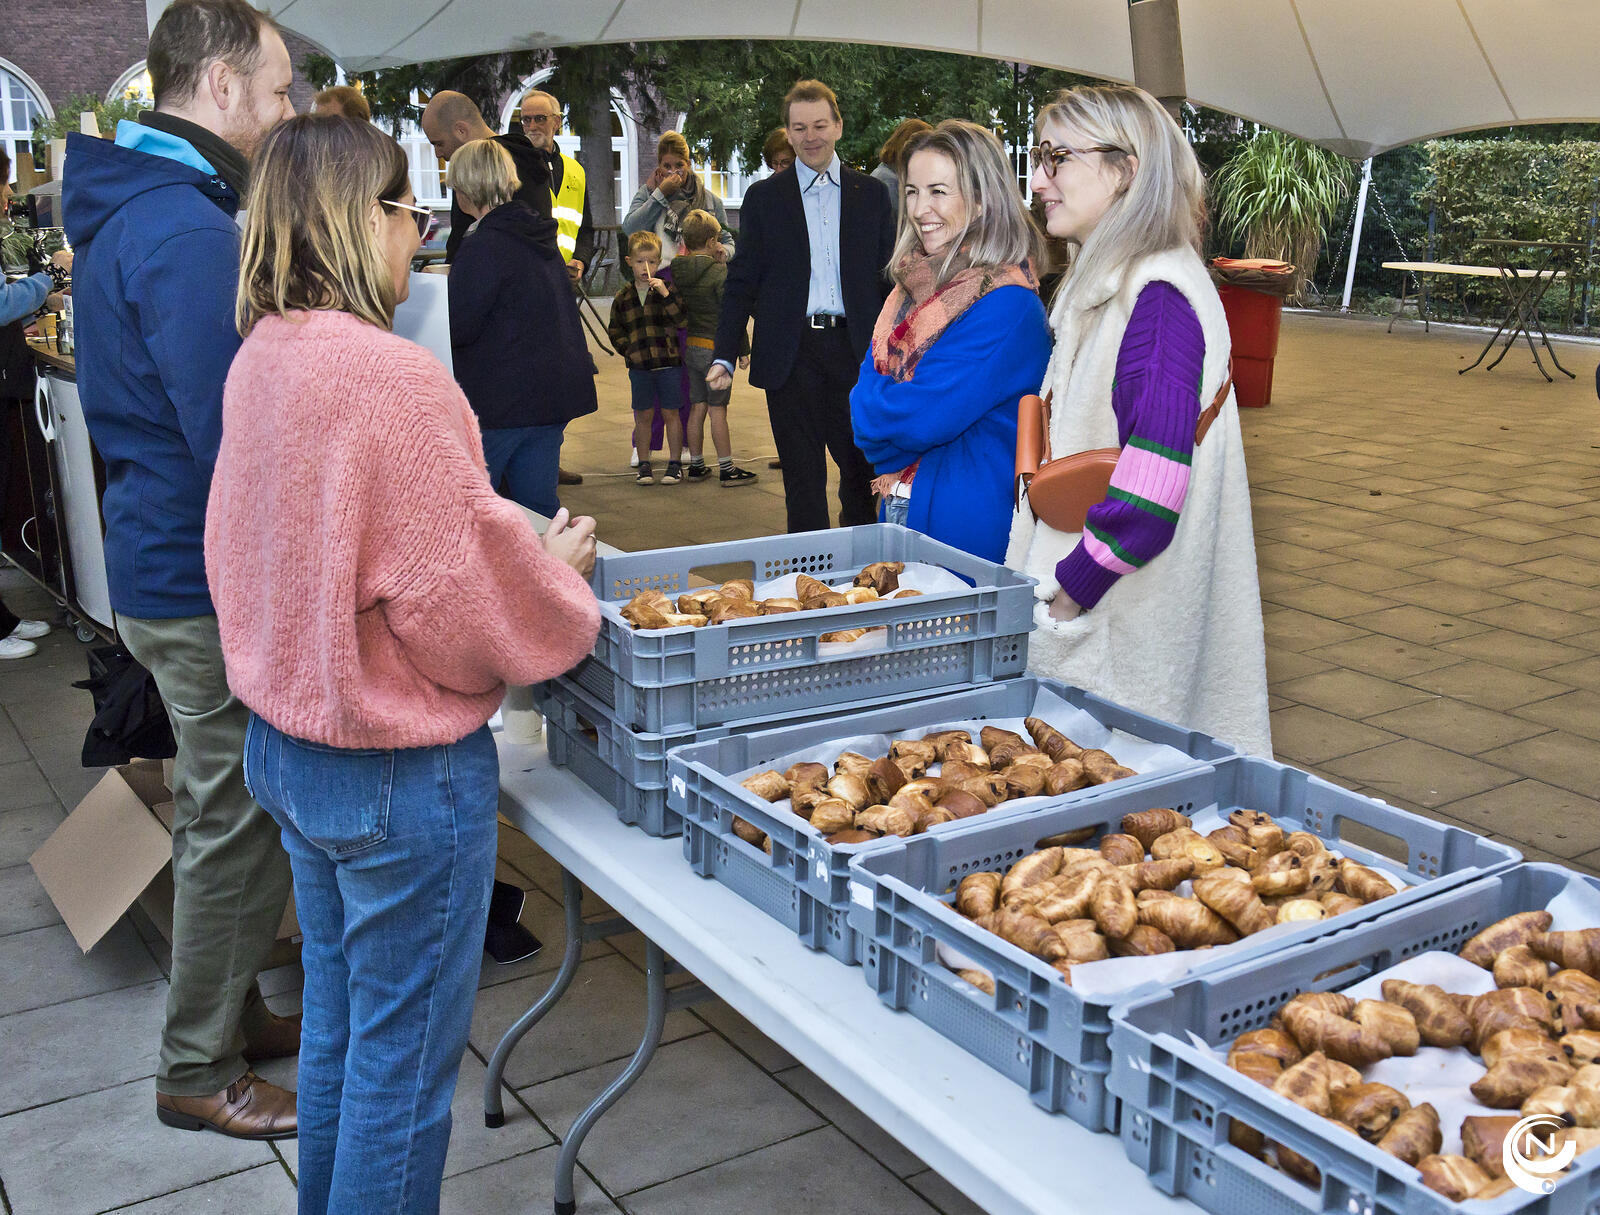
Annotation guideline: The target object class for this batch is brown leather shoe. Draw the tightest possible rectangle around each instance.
[156,1072,297,1140]
[558,466,583,485]
[768,458,782,470]
[243,1009,302,1063]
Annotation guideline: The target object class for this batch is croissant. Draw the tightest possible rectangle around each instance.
[622,599,672,629]
[911,805,956,833]
[974,908,1067,962]
[1023,717,1085,763]
[991,742,1044,769]
[1284,831,1327,857]
[1286,991,1356,1018]
[935,789,987,820]
[790,785,831,819]
[834,751,874,777]
[1243,821,1287,857]
[719,578,756,600]
[955,872,1002,919]
[853,560,902,594]
[1109,925,1176,957]
[1461,1115,1520,1180]
[1353,999,1420,1055]
[1416,1154,1491,1201]
[1381,980,1473,1048]
[1136,897,1239,950]
[1150,828,1201,858]
[806,592,851,611]
[840,587,879,605]
[1081,749,1137,784]
[959,773,1009,808]
[783,761,829,791]
[887,787,935,820]
[1032,873,1103,924]
[1281,1003,1392,1067]
[709,598,762,623]
[1494,944,1550,990]
[1319,892,1365,917]
[1562,1030,1600,1065]
[757,597,803,615]
[1521,1085,1579,1120]
[1090,876,1138,939]
[854,804,915,837]
[1335,859,1397,903]
[956,968,994,996]
[1531,930,1600,978]
[807,798,856,834]
[1118,858,1195,893]
[1097,833,1144,866]
[888,738,937,776]
[1193,873,1276,935]
[731,818,767,849]
[1211,838,1260,871]
[1040,759,1089,796]
[1460,911,1554,969]
[1332,1082,1410,1141]
[1053,923,1110,963]
[1275,899,1327,923]
[675,587,721,614]
[794,573,829,601]
[820,627,870,642]
[1227,1046,1282,1089]
[921,729,971,759]
[1471,1054,1574,1108]
[1000,848,1064,896]
[1376,1102,1441,1166]
[1470,987,1556,1050]
[1480,1027,1561,1070]
[740,770,789,802]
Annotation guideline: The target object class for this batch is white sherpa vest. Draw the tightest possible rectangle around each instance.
[1005,247,1272,757]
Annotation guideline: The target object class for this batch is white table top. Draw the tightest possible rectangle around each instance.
[1382,260,1565,278]
[496,738,1193,1215]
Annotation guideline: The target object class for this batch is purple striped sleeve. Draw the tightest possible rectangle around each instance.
[1056,281,1204,611]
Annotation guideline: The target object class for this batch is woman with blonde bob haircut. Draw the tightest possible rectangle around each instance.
[849,119,1051,562]
[1005,84,1270,757]
[445,136,519,220]
[208,114,602,1215]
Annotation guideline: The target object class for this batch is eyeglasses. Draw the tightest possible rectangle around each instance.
[381,198,432,238]
[1028,143,1122,179]
[520,113,559,128]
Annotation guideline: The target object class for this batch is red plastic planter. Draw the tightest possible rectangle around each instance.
[1217,283,1284,408]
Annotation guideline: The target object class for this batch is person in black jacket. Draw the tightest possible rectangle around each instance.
[446,139,597,516]
[421,91,552,264]
[710,80,896,533]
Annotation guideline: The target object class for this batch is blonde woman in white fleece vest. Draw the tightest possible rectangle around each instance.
[1006,85,1271,757]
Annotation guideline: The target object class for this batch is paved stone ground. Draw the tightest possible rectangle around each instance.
[0,308,1597,1212]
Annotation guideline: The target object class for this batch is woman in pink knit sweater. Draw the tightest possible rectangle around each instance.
[204,115,600,1215]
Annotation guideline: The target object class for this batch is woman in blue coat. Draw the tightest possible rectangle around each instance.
[850,120,1051,563]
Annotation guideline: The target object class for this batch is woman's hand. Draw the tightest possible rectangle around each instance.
[645,165,668,192]
[51,249,74,272]
[871,473,903,499]
[1048,593,1082,622]
[543,508,597,578]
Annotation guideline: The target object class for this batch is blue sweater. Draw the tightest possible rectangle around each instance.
[63,126,242,618]
[0,273,51,327]
[850,285,1051,563]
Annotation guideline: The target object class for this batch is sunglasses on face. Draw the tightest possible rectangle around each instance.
[1028,143,1122,179]
[381,198,432,238]
[521,114,558,127]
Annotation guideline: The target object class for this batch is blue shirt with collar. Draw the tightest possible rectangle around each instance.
[795,152,845,317]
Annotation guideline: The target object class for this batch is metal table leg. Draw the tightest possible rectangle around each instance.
[484,868,632,1128]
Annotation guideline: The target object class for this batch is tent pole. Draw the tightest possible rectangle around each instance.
[1341,157,1373,312]
[1128,0,1186,121]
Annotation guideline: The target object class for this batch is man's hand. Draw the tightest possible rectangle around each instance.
[871,473,901,499]
[50,249,74,272]
[705,364,733,393]
[1048,594,1082,622]
[43,292,64,313]
[566,258,584,283]
[543,508,597,578]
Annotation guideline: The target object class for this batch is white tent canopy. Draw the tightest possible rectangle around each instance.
[172,0,1600,158]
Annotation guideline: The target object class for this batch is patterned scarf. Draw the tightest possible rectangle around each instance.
[872,248,1039,382]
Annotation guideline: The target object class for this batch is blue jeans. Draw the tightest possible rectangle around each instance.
[481,423,565,517]
[882,494,910,527]
[243,715,499,1215]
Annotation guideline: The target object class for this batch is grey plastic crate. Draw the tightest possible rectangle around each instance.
[669,675,1236,967]
[1110,864,1589,1215]
[845,756,1520,1130]
[537,677,843,838]
[577,523,1034,733]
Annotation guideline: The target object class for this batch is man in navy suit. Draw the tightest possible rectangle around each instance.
[710,80,896,533]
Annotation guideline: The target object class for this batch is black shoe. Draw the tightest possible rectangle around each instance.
[661,462,683,485]
[685,464,713,482]
[635,464,654,485]
[768,458,783,470]
[485,881,542,964]
[719,465,758,487]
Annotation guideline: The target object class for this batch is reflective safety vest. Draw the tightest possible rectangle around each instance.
[553,153,586,261]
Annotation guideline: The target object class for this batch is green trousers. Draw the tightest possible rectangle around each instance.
[119,614,293,1097]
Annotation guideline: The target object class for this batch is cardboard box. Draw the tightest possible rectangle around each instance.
[31,760,299,958]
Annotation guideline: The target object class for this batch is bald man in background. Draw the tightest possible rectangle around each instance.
[421,90,551,263]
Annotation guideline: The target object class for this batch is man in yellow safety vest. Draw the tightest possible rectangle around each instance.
[519,88,596,486]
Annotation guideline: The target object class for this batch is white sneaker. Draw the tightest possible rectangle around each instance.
[10,619,49,641]
[0,635,37,660]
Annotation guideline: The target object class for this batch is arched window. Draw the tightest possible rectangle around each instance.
[108,62,156,109]
[0,61,51,180]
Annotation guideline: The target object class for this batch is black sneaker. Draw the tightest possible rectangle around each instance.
[635,464,654,485]
[685,464,713,482]
[661,462,683,485]
[720,465,758,487]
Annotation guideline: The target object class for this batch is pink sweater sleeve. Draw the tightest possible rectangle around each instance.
[364,368,600,695]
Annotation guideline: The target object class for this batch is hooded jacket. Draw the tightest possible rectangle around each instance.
[447,200,597,431]
[63,122,243,619]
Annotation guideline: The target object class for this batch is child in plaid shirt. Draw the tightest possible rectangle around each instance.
[609,231,689,484]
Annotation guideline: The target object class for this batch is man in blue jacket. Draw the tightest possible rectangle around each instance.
[64,0,298,1141]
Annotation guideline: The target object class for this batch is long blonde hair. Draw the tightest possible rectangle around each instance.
[1039,85,1204,312]
[889,120,1046,290]
[236,114,411,335]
